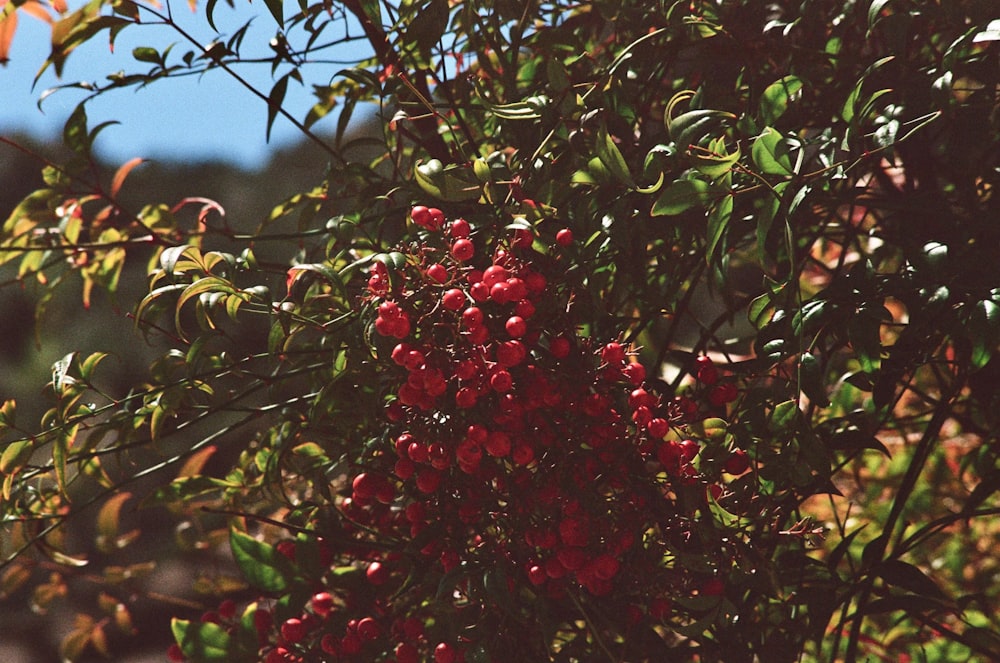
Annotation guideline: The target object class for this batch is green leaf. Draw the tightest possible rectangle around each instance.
[867,0,893,32]
[667,107,735,148]
[968,299,1000,369]
[172,619,232,662]
[595,124,634,186]
[229,529,297,593]
[849,306,885,375]
[799,352,829,407]
[414,160,481,202]
[132,46,160,64]
[770,400,798,432]
[1,440,33,474]
[63,104,89,156]
[751,127,794,176]
[706,194,733,265]
[759,75,803,125]
[692,136,740,178]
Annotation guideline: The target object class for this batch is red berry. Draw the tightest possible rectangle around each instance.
[321,634,339,655]
[426,263,448,283]
[341,632,362,655]
[451,238,475,261]
[357,616,380,641]
[352,472,378,499]
[450,218,471,238]
[527,564,547,585]
[434,642,457,663]
[415,468,442,493]
[280,617,306,644]
[166,644,185,662]
[482,265,508,287]
[496,340,526,367]
[484,431,512,457]
[490,369,513,393]
[555,228,574,246]
[396,642,420,663]
[695,356,718,385]
[442,288,466,311]
[505,315,527,338]
[601,342,627,365]
[366,561,389,585]
[461,307,483,328]
[512,227,534,249]
[253,608,273,635]
[550,336,571,358]
[410,205,431,228]
[723,448,750,475]
[647,418,670,439]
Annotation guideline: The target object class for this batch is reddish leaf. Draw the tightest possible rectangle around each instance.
[110,156,145,197]
[0,6,17,64]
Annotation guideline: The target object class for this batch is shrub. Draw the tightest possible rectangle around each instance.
[2,1,999,661]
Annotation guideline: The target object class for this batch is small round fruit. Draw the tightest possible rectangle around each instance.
[280,617,306,644]
[555,228,574,246]
[442,288,466,311]
[451,238,475,261]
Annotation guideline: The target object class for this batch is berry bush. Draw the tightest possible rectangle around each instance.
[2,1,1000,661]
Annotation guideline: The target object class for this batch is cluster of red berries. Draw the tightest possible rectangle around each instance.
[185,205,751,662]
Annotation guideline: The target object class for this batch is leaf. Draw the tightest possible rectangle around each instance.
[692,136,740,178]
[263,0,283,28]
[414,159,481,202]
[266,73,290,142]
[651,179,712,216]
[667,107,735,148]
[751,127,794,176]
[0,5,17,66]
[60,614,94,662]
[96,492,137,553]
[131,46,159,64]
[229,529,297,593]
[706,194,733,265]
[849,306,884,374]
[973,19,1000,43]
[877,560,947,600]
[52,352,76,392]
[867,0,893,32]
[863,594,950,616]
[63,104,89,156]
[799,352,829,407]
[110,157,145,197]
[1,439,33,474]
[968,299,1000,369]
[404,0,449,59]
[770,400,798,432]
[172,619,232,662]
[595,124,634,186]
[759,75,803,124]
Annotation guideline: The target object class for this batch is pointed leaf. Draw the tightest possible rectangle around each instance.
[229,529,297,593]
[651,179,712,216]
[171,619,232,662]
[706,194,733,265]
[752,127,794,176]
[110,157,145,197]
[759,76,803,125]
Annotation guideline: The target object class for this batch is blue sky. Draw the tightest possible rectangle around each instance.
[0,0,369,169]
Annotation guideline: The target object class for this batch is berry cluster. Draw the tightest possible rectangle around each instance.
[205,206,750,662]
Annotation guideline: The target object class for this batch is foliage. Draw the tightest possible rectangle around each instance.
[2,0,1000,661]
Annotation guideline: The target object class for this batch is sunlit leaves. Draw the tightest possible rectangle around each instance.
[172,618,232,662]
[229,529,298,593]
